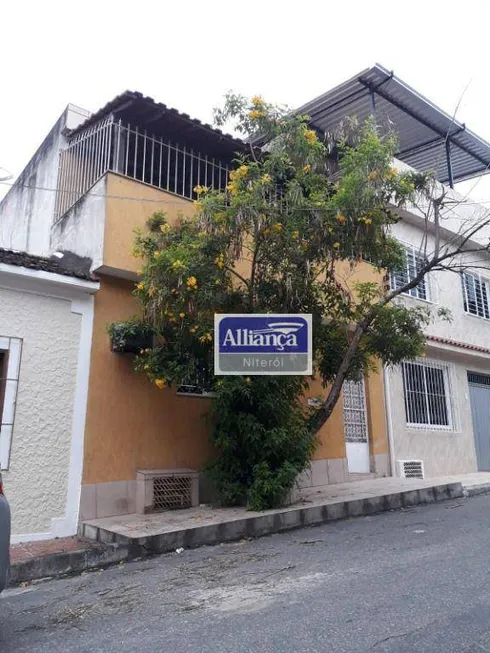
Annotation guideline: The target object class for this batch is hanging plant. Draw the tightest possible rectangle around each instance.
[107,320,153,354]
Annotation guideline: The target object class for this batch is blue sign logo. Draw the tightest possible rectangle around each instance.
[215,314,312,375]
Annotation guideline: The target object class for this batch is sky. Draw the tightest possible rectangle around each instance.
[2,0,490,201]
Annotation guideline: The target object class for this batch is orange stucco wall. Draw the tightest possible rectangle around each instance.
[365,360,388,456]
[82,176,388,484]
[103,174,195,275]
[82,275,213,484]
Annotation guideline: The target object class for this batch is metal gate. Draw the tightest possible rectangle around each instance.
[468,372,490,471]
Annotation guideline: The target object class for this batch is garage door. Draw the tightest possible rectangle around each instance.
[468,372,490,471]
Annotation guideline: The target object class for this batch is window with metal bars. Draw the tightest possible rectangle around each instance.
[391,245,428,300]
[402,359,452,429]
[342,379,368,443]
[461,272,490,319]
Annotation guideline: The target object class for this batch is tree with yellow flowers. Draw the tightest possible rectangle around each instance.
[118,94,444,510]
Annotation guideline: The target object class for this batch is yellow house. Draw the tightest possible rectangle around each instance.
[0,91,390,525]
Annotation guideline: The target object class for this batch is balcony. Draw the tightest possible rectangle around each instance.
[54,117,232,221]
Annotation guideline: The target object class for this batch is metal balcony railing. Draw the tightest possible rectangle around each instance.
[54,117,231,220]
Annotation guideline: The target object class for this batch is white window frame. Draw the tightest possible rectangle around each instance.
[391,243,430,301]
[401,358,454,431]
[461,271,490,319]
[0,336,22,469]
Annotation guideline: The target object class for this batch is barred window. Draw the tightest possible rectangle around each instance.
[391,245,428,300]
[402,360,452,429]
[461,272,490,319]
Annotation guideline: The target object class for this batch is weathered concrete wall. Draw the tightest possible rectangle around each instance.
[0,104,89,256]
[50,176,107,271]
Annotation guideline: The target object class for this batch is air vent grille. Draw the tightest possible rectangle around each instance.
[397,460,425,479]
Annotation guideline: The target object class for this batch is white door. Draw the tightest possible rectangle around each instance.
[343,379,370,473]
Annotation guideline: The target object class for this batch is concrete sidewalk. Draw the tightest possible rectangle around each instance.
[11,473,490,585]
[80,474,490,554]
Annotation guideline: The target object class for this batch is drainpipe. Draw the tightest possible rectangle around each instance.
[383,365,397,477]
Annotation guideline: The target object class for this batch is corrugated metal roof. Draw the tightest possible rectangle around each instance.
[297,64,490,184]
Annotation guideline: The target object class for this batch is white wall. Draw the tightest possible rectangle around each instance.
[387,217,490,476]
[386,347,480,477]
[50,176,107,271]
[0,104,89,256]
[390,219,490,349]
[0,286,81,538]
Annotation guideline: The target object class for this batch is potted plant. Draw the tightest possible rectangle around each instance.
[108,321,153,354]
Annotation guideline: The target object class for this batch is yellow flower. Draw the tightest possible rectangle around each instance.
[179,312,185,319]
[303,164,311,173]
[199,332,213,344]
[292,230,299,239]
[137,281,145,291]
[249,109,265,120]
[272,222,283,232]
[143,364,149,370]
[193,185,209,195]
[333,242,340,249]
[159,223,170,234]
[215,254,225,269]
[364,217,372,225]
[244,377,251,384]
[193,200,203,210]
[337,214,346,224]
[251,95,264,106]
[172,259,185,270]
[190,326,197,333]
[304,130,317,145]
[186,276,198,289]
[154,378,166,390]
[368,171,378,181]
[215,279,221,285]
[262,173,272,183]
[227,182,238,196]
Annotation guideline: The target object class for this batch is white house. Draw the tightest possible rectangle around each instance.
[0,249,98,542]
[297,64,490,479]
[385,211,490,478]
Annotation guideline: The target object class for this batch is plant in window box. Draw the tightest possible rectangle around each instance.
[107,321,153,354]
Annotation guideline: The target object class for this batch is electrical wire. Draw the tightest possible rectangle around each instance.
[2,180,490,211]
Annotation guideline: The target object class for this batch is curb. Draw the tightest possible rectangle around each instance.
[10,543,129,585]
[12,481,465,585]
[81,482,464,556]
[464,483,490,498]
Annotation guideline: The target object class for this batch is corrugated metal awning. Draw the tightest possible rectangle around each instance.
[297,64,490,185]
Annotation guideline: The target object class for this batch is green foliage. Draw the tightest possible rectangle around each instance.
[107,320,152,353]
[115,93,434,510]
[207,376,315,510]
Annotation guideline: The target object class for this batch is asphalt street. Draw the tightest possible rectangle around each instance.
[2,494,490,653]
